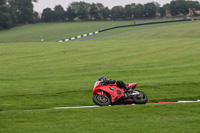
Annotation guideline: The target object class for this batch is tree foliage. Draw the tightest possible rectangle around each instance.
[0,0,37,29]
[124,4,135,19]
[133,4,144,19]
[68,2,91,20]
[143,2,158,18]
[54,5,66,21]
[169,0,200,17]
[42,8,54,22]
[89,3,100,20]
[66,6,76,21]
[159,4,170,17]
[0,0,13,29]
[1,0,200,30]
[17,0,35,24]
[111,6,125,20]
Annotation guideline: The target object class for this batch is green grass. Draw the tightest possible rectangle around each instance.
[0,21,138,43]
[0,37,199,110]
[0,103,200,133]
[0,18,185,43]
[0,20,200,132]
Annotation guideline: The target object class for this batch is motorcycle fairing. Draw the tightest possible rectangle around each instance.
[93,84,124,103]
[128,82,138,89]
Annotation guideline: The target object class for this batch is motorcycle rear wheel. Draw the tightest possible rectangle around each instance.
[93,94,111,106]
[132,90,148,104]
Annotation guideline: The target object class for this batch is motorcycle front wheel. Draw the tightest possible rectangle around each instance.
[132,90,148,104]
[93,94,111,106]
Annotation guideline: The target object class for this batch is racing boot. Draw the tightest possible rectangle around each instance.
[123,85,133,98]
[125,85,133,93]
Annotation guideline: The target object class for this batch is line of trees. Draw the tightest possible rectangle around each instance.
[42,0,200,22]
[1,0,200,30]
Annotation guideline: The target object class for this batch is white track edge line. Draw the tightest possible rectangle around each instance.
[54,100,200,109]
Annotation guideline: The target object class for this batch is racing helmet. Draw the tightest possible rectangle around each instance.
[98,76,107,81]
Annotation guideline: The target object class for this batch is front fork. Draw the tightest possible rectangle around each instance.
[101,90,104,98]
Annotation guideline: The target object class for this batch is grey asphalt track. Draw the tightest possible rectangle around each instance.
[76,30,138,41]
[76,27,157,41]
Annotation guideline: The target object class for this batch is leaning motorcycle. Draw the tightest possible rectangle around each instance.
[93,81,148,106]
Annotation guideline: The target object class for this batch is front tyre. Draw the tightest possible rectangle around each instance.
[132,90,148,104]
[93,94,111,106]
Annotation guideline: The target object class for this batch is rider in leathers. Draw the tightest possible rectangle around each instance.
[94,76,133,98]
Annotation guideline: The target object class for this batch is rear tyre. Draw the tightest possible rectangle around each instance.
[132,90,148,104]
[93,94,111,106]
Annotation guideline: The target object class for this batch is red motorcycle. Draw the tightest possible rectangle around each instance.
[93,81,148,106]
